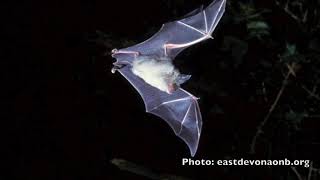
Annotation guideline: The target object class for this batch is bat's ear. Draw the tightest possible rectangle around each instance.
[176,74,191,85]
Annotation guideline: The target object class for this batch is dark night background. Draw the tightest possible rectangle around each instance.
[2,0,320,179]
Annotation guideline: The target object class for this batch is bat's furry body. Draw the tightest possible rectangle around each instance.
[132,57,191,94]
[132,57,180,93]
[110,0,226,156]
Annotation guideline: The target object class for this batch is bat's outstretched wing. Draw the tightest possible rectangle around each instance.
[114,0,226,62]
[118,66,202,156]
[110,0,226,156]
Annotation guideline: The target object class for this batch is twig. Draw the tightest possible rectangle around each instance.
[236,9,272,22]
[303,114,320,118]
[301,85,320,101]
[287,63,297,77]
[310,167,320,174]
[111,158,160,180]
[250,63,295,153]
[291,166,304,180]
[302,10,308,23]
[262,82,268,102]
[275,0,301,23]
[111,158,191,180]
[308,161,313,180]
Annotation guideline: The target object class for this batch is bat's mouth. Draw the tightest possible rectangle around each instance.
[167,83,179,94]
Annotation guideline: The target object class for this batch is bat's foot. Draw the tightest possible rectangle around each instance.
[111,67,117,74]
[111,49,140,57]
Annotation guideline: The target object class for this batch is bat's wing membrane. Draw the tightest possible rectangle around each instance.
[118,66,202,156]
[116,0,226,61]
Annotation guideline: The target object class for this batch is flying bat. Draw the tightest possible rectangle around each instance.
[110,0,226,156]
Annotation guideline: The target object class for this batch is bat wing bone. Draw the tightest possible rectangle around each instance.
[111,49,141,73]
[111,61,132,73]
[163,33,211,56]
[111,48,140,57]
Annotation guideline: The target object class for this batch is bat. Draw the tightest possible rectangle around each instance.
[110,0,226,156]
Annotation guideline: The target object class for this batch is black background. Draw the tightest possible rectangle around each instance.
[2,0,320,179]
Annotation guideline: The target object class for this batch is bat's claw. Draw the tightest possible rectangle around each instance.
[111,49,118,57]
[111,67,117,74]
[111,48,118,53]
[111,63,125,73]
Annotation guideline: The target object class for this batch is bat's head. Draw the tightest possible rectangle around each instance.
[167,74,191,93]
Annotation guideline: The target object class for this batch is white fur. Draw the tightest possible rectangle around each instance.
[131,57,180,93]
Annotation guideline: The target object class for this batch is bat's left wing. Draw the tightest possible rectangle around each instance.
[118,66,202,157]
[115,0,226,61]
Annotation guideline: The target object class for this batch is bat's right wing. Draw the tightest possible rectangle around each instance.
[118,66,202,157]
[114,0,226,62]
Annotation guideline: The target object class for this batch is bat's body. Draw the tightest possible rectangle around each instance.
[111,0,226,156]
